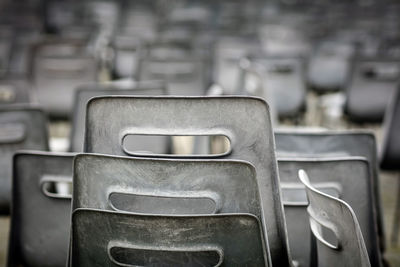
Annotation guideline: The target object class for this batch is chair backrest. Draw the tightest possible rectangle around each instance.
[279,157,381,267]
[112,35,142,79]
[9,151,74,267]
[240,56,306,118]
[71,209,269,266]
[298,170,371,267]
[70,80,167,152]
[0,106,49,214]
[213,36,262,94]
[380,86,400,170]
[307,40,354,92]
[84,96,290,266]
[275,129,385,251]
[138,56,207,96]
[32,41,98,118]
[345,58,400,122]
[73,153,262,218]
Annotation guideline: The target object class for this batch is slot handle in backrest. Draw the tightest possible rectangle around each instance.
[282,182,342,206]
[120,131,232,158]
[0,123,26,144]
[361,64,400,81]
[40,175,72,199]
[107,189,221,215]
[107,241,224,267]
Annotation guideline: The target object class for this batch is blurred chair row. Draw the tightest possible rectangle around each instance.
[1,93,399,266]
[1,0,400,121]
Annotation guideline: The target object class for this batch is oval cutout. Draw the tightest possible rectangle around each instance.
[41,175,72,199]
[109,246,222,267]
[0,123,25,144]
[362,64,400,81]
[282,182,341,206]
[109,192,217,214]
[122,134,231,158]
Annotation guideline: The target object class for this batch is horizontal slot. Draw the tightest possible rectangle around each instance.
[282,182,341,206]
[109,245,222,267]
[268,65,294,74]
[362,64,400,81]
[122,134,230,158]
[41,175,72,199]
[0,123,25,143]
[109,192,217,214]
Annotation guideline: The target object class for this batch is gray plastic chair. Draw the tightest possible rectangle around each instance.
[0,106,49,214]
[381,87,400,170]
[70,80,168,152]
[307,40,354,92]
[8,151,74,267]
[73,154,261,215]
[239,56,306,118]
[112,35,142,79]
[275,129,385,251]
[345,58,400,122]
[71,209,269,266]
[32,41,98,118]
[138,56,207,96]
[298,170,371,267]
[279,157,382,267]
[84,96,291,266]
[72,154,270,260]
[214,36,262,94]
[380,86,400,245]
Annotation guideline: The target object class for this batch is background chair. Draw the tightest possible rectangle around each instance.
[9,151,74,267]
[0,106,49,214]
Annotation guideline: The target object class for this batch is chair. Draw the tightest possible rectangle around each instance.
[74,154,265,228]
[239,55,306,118]
[70,80,167,152]
[380,86,400,245]
[0,106,49,214]
[275,129,385,252]
[8,151,74,267]
[83,96,291,266]
[32,40,98,118]
[112,35,142,79]
[71,209,269,266]
[307,40,354,92]
[279,157,382,267]
[345,58,400,122]
[138,49,207,96]
[214,35,262,94]
[299,170,371,267]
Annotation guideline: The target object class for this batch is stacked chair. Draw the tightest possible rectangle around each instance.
[380,87,400,246]
[1,0,399,266]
